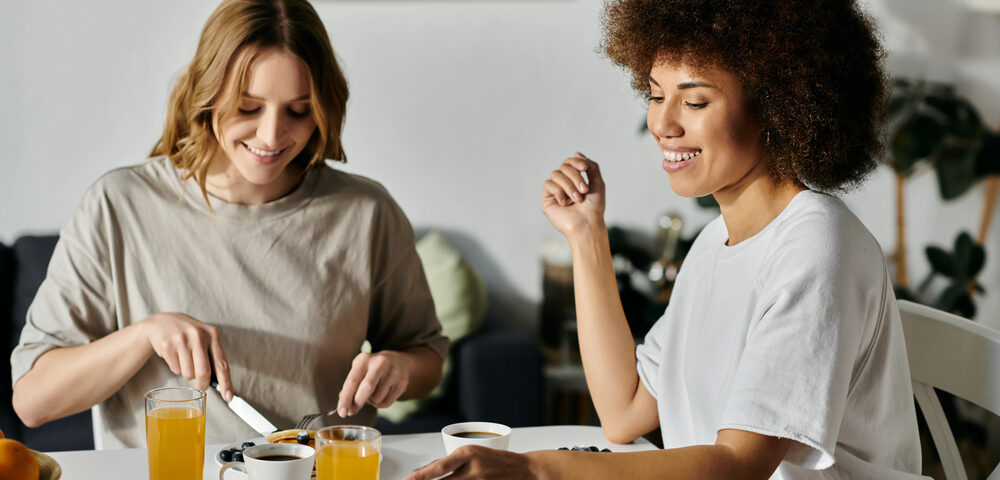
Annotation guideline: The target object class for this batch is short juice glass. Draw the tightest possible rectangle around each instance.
[145,387,206,480]
[316,425,381,480]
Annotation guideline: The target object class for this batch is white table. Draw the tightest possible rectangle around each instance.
[47,425,656,480]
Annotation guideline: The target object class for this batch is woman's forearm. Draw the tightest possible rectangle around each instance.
[527,443,775,480]
[396,345,444,400]
[12,322,154,427]
[567,224,654,442]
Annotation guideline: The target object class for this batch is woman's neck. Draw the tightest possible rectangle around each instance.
[204,162,304,206]
[714,162,806,246]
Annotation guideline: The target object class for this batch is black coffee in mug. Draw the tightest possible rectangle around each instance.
[256,454,301,461]
[451,431,502,439]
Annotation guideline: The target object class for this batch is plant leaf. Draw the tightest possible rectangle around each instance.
[974,131,1000,176]
[890,114,946,174]
[927,82,956,97]
[967,241,986,278]
[952,231,980,278]
[935,283,964,309]
[925,94,983,138]
[695,195,719,209]
[933,139,980,200]
[925,246,956,277]
[891,77,912,90]
[952,293,977,319]
[935,283,976,318]
[888,95,909,119]
[894,285,917,301]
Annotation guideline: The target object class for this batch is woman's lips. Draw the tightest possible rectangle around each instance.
[661,148,701,172]
[242,142,286,165]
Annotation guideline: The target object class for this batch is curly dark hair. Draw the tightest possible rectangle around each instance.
[603,0,887,191]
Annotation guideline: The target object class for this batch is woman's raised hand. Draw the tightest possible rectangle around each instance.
[140,312,233,401]
[541,153,606,239]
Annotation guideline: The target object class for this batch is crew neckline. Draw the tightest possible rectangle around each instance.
[161,157,322,222]
[716,189,820,257]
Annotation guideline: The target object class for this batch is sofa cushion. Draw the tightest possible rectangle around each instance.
[6,235,93,450]
[11,235,59,347]
[378,231,487,423]
[0,242,17,439]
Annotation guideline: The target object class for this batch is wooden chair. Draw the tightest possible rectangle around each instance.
[899,299,1000,480]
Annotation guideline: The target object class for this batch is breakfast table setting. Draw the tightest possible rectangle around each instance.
[44,424,657,479]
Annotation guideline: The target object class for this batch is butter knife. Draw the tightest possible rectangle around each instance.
[210,379,277,436]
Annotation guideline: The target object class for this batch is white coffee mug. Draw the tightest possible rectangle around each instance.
[219,443,315,480]
[441,421,512,455]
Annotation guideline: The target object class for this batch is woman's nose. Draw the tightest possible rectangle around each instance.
[648,103,684,139]
[257,109,286,147]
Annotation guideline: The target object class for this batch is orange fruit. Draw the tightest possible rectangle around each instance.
[0,438,39,480]
[0,427,5,438]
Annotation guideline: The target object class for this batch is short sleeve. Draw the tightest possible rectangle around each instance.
[635,308,673,400]
[11,183,119,384]
[718,227,876,470]
[364,195,449,360]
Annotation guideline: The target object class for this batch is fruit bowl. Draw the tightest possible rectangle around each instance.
[31,450,61,480]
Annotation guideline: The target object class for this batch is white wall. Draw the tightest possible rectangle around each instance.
[2,0,999,331]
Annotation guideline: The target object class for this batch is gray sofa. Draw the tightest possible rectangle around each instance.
[1,234,543,450]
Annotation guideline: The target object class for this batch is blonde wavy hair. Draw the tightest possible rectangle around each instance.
[150,0,348,204]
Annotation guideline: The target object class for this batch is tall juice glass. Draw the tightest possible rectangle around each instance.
[145,387,206,480]
[316,425,381,480]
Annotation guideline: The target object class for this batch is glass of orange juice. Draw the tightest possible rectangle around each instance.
[316,425,381,480]
[145,387,206,480]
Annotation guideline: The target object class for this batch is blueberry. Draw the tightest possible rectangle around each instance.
[232,451,244,462]
[296,431,311,445]
[588,446,599,452]
[241,441,255,451]
[219,449,233,462]
[558,447,569,450]
[601,448,611,453]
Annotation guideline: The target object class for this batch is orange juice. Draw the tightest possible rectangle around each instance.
[145,406,206,480]
[317,443,379,480]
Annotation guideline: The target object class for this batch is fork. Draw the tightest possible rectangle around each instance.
[294,408,338,430]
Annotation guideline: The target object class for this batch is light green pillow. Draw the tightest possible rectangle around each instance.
[378,231,487,423]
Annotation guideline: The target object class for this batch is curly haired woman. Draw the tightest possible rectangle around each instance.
[408,1,924,479]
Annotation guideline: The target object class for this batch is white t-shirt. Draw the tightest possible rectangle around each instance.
[636,190,925,479]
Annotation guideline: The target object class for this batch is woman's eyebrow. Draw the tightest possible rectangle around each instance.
[241,93,311,101]
[647,77,717,90]
[677,81,717,90]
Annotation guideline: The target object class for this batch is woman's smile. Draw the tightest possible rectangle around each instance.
[661,146,702,172]
[242,142,288,165]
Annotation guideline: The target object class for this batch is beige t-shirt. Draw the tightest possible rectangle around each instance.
[11,157,448,448]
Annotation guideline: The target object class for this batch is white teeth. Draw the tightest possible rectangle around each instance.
[245,143,282,157]
[662,150,701,162]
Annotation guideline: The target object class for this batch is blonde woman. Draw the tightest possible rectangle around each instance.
[12,0,447,448]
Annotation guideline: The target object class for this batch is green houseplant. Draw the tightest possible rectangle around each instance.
[885,78,1000,318]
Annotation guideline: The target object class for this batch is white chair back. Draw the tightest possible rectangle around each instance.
[91,403,105,450]
[899,300,1000,480]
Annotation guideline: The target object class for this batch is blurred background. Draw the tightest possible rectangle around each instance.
[2,0,999,334]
